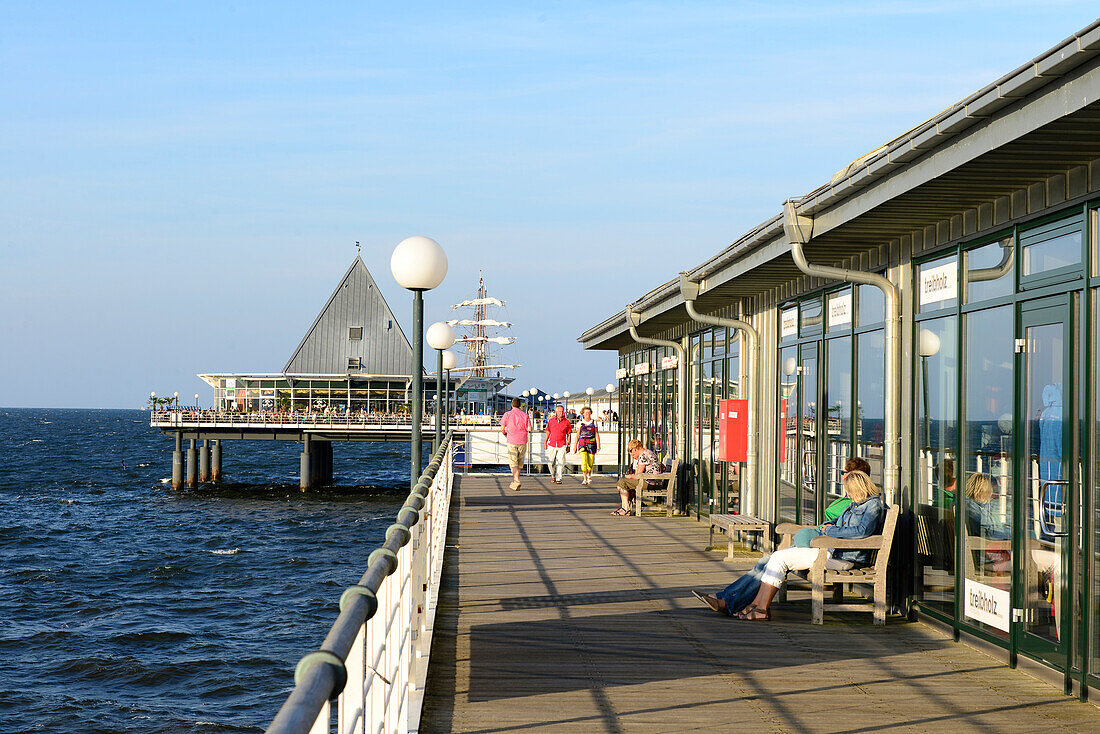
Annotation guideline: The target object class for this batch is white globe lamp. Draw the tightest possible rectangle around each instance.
[442,350,458,370]
[918,328,941,358]
[426,322,456,350]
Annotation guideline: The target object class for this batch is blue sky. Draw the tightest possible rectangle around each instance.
[2,2,1097,407]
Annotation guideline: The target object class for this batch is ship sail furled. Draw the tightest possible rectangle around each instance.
[450,274,518,377]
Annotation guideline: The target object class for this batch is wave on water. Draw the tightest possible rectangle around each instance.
[209,548,241,556]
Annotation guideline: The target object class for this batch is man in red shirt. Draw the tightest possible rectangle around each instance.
[544,404,572,484]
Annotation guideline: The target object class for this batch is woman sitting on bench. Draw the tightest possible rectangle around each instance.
[694,470,885,620]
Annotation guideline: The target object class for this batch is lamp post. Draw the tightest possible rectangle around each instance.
[391,235,448,490]
[173,391,179,408]
[427,322,456,453]
[918,328,941,455]
[443,349,457,431]
[150,391,156,413]
[605,383,615,424]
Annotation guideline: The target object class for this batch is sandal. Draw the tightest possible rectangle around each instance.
[735,605,771,621]
[610,507,630,516]
[691,590,723,614]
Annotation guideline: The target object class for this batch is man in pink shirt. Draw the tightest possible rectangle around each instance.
[500,397,532,491]
[544,404,572,484]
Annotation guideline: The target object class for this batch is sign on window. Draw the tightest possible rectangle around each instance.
[963,578,1010,632]
[919,261,957,306]
[781,308,798,338]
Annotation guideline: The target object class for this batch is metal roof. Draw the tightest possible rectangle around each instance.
[580,19,1100,351]
[283,256,416,374]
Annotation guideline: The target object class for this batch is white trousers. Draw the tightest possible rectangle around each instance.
[758,547,855,589]
[545,445,567,481]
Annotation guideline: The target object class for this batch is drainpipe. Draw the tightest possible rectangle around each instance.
[679,273,760,517]
[783,200,901,506]
[626,306,688,509]
[968,240,1014,282]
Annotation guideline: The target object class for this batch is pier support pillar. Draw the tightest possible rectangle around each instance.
[300,435,313,492]
[199,439,211,483]
[211,440,222,483]
[186,439,198,489]
[172,432,183,490]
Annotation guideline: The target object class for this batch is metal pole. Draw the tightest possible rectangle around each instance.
[435,350,443,453]
[411,290,424,491]
[921,356,931,455]
[444,369,450,435]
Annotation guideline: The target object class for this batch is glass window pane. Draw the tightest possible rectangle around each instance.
[961,305,1014,640]
[1092,290,1100,672]
[918,254,959,313]
[1021,221,1081,277]
[778,345,798,522]
[781,306,798,342]
[827,288,853,333]
[858,284,885,327]
[965,238,1014,303]
[801,298,823,337]
[825,336,852,501]
[856,330,885,488]
[915,315,958,615]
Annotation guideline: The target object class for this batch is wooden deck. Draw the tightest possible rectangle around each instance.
[420,475,1099,733]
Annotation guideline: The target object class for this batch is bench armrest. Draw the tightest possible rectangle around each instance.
[775,523,816,536]
[809,535,884,550]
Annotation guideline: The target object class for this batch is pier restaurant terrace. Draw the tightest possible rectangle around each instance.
[581,19,1100,698]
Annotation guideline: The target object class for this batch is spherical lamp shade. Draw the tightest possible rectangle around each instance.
[521,390,529,397]
[173,392,179,398]
[390,236,448,290]
[552,393,560,399]
[426,321,456,350]
[782,357,797,376]
[918,328,941,358]
[585,387,595,396]
[605,383,615,393]
[442,350,458,370]
[563,391,570,398]
[151,391,156,398]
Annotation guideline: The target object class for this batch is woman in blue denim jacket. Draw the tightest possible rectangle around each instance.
[693,471,886,620]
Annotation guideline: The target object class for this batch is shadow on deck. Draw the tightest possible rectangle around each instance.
[421,474,1097,733]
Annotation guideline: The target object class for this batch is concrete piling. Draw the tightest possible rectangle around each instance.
[172,432,183,490]
[199,439,210,483]
[300,435,312,492]
[211,440,222,483]
[186,439,198,489]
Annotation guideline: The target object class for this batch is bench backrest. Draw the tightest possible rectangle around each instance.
[871,505,900,574]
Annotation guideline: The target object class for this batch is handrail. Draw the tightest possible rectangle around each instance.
[266,432,455,734]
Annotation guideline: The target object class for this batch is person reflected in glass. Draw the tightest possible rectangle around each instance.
[693,458,875,617]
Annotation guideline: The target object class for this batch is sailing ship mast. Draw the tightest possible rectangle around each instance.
[448,272,519,377]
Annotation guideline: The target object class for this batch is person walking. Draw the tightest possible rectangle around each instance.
[500,397,532,491]
[573,406,600,486]
[544,404,572,484]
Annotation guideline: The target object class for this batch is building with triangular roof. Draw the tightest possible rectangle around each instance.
[197,256,513,416]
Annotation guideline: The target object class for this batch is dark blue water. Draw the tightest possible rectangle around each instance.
[0,409,417,733]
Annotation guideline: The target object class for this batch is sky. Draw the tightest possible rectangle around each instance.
[2,2,1098,408]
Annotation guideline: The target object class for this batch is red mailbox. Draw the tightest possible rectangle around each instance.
[718,398,749,463]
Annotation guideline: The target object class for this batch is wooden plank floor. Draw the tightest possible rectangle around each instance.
[420,475,1099,733]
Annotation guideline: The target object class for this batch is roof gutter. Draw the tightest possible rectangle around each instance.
[679,273,760,518]
[626,306,688,510]
[783,200,901,506]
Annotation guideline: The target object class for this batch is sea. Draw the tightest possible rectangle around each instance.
[0,408,422,733]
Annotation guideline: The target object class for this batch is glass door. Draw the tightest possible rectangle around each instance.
[1016,298,1073,665]
[799,343,820,524]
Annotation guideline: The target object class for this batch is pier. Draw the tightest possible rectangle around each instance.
[417,475,1099,732]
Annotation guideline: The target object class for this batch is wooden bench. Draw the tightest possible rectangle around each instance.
[633,459,680,517]
[774,504,900,625]
[708,514,770,558]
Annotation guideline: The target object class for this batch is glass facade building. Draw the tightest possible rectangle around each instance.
[581,20,1100,699]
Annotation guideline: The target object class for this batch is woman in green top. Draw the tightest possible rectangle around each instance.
[693,457,873,616]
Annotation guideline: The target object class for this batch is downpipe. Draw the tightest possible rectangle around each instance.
[679,273,760,518]
[626,306,688,511]
[783,200,901,506]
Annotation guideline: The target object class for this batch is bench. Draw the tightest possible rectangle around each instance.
[774,504,899,625]
[708,514,770,558]
[633,459,680,517]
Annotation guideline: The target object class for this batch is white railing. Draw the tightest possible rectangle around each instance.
[151,409,447,429]
[266,434,455,734]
